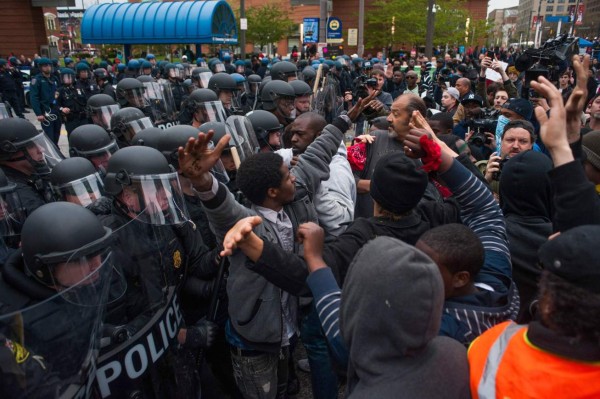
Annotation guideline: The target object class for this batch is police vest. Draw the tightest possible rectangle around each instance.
[468,321,600,399]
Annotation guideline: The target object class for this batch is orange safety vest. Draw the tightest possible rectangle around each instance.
[468,321,600,399]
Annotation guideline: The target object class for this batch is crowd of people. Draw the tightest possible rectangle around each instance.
[0,41,599,399]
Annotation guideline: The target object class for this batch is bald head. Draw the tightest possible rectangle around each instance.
[455,78,471,97]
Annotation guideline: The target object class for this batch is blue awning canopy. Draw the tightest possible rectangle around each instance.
[81,0,237,45]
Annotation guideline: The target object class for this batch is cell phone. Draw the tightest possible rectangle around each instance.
[486,50,494,59]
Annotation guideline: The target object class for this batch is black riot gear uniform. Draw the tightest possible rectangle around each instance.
[49,157,104,206]
[86,93,120,132]
[0,118,63,214]
[57,68,90,135]
[89,146,219,398]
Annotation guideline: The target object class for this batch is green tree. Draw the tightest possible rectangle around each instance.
[245,3,296,50]
[365,0,477,50]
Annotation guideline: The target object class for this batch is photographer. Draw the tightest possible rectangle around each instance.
[353,70,392,134]
[477,56,518,109]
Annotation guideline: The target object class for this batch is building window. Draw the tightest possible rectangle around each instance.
[558,0,565,3]
[546,5,554,12]
[547,0,554,4]
[556,5,564,12]
[45,16,56,31]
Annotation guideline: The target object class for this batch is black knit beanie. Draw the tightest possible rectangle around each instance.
[370,152,428,214]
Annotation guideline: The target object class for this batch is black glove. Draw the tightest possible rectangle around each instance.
[184,319,218,349]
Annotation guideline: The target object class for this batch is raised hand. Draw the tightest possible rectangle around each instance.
[347,89,380,121]
[564,54,590,142]
[177,130,231,178]
[220,216,263,258]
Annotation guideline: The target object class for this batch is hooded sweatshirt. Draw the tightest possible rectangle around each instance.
[340,236,470,399]
[500,151,553,323]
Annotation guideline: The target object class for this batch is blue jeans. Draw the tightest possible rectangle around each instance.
[301,306,339,399]
[230,346,290,399]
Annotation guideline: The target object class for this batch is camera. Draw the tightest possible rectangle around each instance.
[352,75,370,100]
[492,157,510,181]
[515,34,579,99]
[466,119,497,146]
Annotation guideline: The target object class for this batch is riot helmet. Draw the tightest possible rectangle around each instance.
[116,78,147,108]
[208,73,238,110]
[270,61,298,82]
[93,68,110,83]
[196,57,207,67]
[136,75,155,83]
[260,80,295,119]
[21,202,113,289]
[75,62,90,80]
[60,67,76,86]
[130,127,164,148]
[103,146,189,225]
[231,73,249,94]
[69,124,119,175]
[234,60,246,74]
[247,74,262,96]
[246,110,283,151]
[191,66,212,89]
[86,94,120,131]
[186,88,226,126]
[164,63,182,80]
[140,60,153,76]
[110,107,154,144]
[127,59,141,76]
[290,80,313,115]
[0,118,63,175]
[182,78,196,94]
[50,157,104,207]
[209,58,225,74]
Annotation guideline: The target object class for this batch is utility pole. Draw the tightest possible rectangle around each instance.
[320,0,327,51]
[240,0,246,58]
[425,0,435,59]
[570,0,581,35]
[358,0,364,57]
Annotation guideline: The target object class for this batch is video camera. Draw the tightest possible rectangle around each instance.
[466,118,497,146]
[514,34,579,99]
[352,75,380,120]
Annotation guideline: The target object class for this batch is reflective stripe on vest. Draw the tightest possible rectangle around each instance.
[477,322,522,398]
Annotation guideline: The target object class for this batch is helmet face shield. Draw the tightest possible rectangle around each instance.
[213,63,225,73]
[123,117,154,143]
[192,101,227,125]
[142,82,178,125]
[122,87,147,108]
[168,68,182,80]
[276,96,296,118]
[199,71,213,88]
[120,171,189,225]
[236,65,245,74]
[90,104,120,131]
[77,141,118,176]
[12,133,64,174]
[62,74,73,85]
[53,173,105,207]
[225,115,260,162]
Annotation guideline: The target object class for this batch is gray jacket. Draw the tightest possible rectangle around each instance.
[201,119,349,348]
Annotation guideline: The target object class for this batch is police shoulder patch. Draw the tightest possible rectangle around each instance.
[31,77,37,85]
[173,250,182,268]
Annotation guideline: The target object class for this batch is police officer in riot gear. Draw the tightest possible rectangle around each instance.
[208,73,238,116]
[130,126,164,148]
[94,68,117,100]
[140,60,153,77]
[179,87,226,127]
[110,107,154,147]
[270,60,298,82]
[75,62,100,97]
[0,118,63,214]
[247,109,283,152]
[164,63,186,112]
[57,68,90,135]
[116,77,147,109]
[89,145,219,398]
[0,201,116,398]
[261,79,296,127]
[86,93,120,132]
[49,157,104,206]
[69,124,119,175]
[126,59,140,78]
[191,66,212,89]
[246,74,262,110]
[0,168,25,265]
[290,79,313,116]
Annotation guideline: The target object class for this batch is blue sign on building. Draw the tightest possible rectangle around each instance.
[326,17,343,43]
[303,18,319,44]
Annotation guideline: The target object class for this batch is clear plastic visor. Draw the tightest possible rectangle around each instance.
[14,132,64,172]
[199,71,213,88]
[120,172,189,225]
[192,101,228,124]
[90,104,120,131]
[53,173,105,207]
[123,117,154,143]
